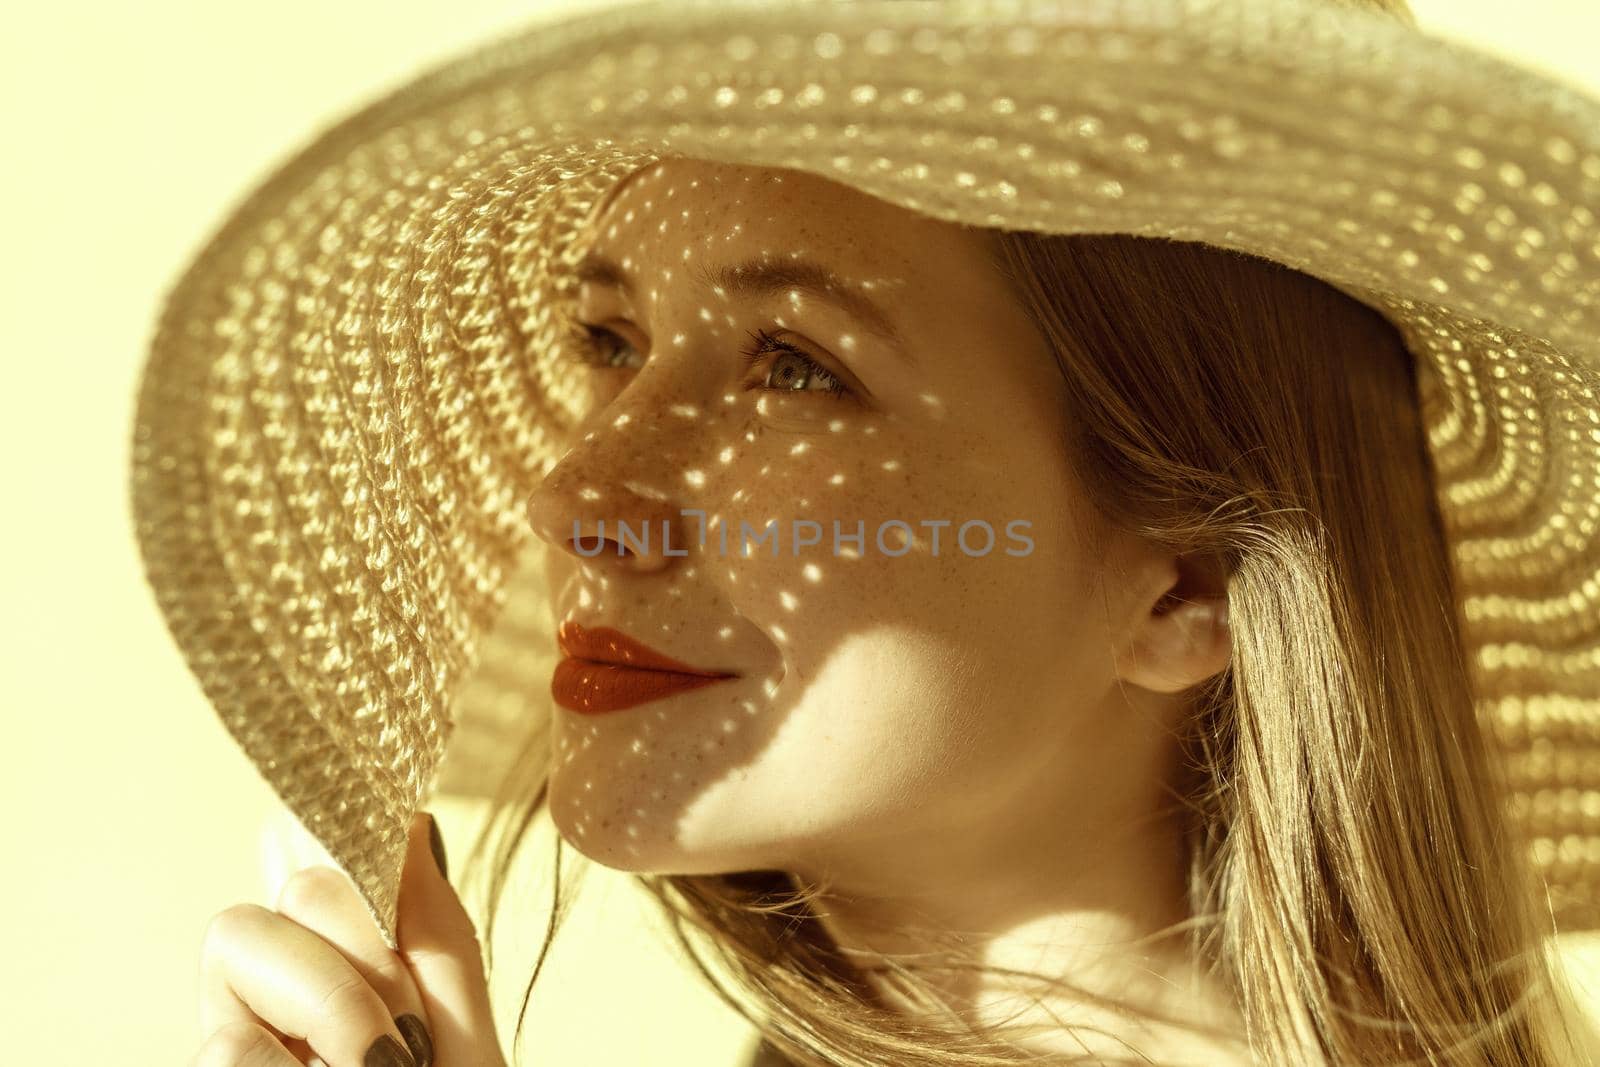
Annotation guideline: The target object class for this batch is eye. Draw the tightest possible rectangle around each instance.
[737,328,858,403]
[571,322,645,370]
[570,322,861,405]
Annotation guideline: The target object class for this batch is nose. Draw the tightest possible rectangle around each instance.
[525,412,705,575]
[527,465,691,574]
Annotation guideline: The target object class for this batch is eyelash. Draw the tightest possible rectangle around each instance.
[572,322,858,403]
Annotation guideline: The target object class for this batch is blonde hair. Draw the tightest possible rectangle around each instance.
[454,223,1590,1066]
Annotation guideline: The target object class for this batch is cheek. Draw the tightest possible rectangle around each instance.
[698,440,899,565]
[710,429,1088,680]
[734,629,1018,818]
[708,422,971,554]
[727,615,1091,845]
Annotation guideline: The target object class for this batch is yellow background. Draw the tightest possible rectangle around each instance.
[4,2,1598,1063]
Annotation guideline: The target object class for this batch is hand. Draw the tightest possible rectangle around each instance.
[189,810,508,1066]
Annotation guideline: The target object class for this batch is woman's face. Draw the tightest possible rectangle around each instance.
[526,157,1163,890]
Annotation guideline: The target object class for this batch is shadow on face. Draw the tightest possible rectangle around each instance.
[524,155,1118,884]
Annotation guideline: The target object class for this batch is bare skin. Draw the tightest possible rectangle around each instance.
[524,156,1249,1065]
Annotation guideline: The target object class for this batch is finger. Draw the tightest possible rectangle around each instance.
[396,810,502,1064]
[189,1019,300,1067]
[274,863,432,1059]
[198,902,420,1067]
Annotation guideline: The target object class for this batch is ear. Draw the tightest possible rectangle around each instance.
[1112,552,1232,695]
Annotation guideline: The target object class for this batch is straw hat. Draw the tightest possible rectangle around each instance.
[129,0,1600,952]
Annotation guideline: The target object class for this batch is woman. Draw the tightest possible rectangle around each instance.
[190,149,1595,1066]
[532,154,1251,1064]
[152,1,1600,1065]
[507,153,1589,1065]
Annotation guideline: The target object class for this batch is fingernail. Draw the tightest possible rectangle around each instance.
[427,812,449,880]
[364,1033,416,1067]
[395,1013,435,1067]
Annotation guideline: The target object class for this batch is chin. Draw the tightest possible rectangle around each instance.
[549,804,773,878]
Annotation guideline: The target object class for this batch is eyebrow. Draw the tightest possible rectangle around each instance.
[572,251,915,365]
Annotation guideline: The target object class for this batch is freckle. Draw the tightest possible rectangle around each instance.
[803,563,822,582]
[829,473,845,485]
[779,590,798,610]
[881,459,900,471]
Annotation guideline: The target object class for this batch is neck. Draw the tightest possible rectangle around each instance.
[786,696,1254,1064]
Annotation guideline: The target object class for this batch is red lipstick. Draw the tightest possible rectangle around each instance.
[552,620,739,715]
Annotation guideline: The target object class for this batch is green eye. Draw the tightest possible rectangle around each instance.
[738,328,854,401]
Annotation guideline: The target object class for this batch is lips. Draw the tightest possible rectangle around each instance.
[552,620,739,714]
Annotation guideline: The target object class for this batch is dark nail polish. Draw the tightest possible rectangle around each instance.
[395,1013,435,1067]
[427,812,449,880]
[364,1032,416,1067]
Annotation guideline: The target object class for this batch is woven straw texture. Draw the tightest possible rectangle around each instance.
[129,0,1600,949]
